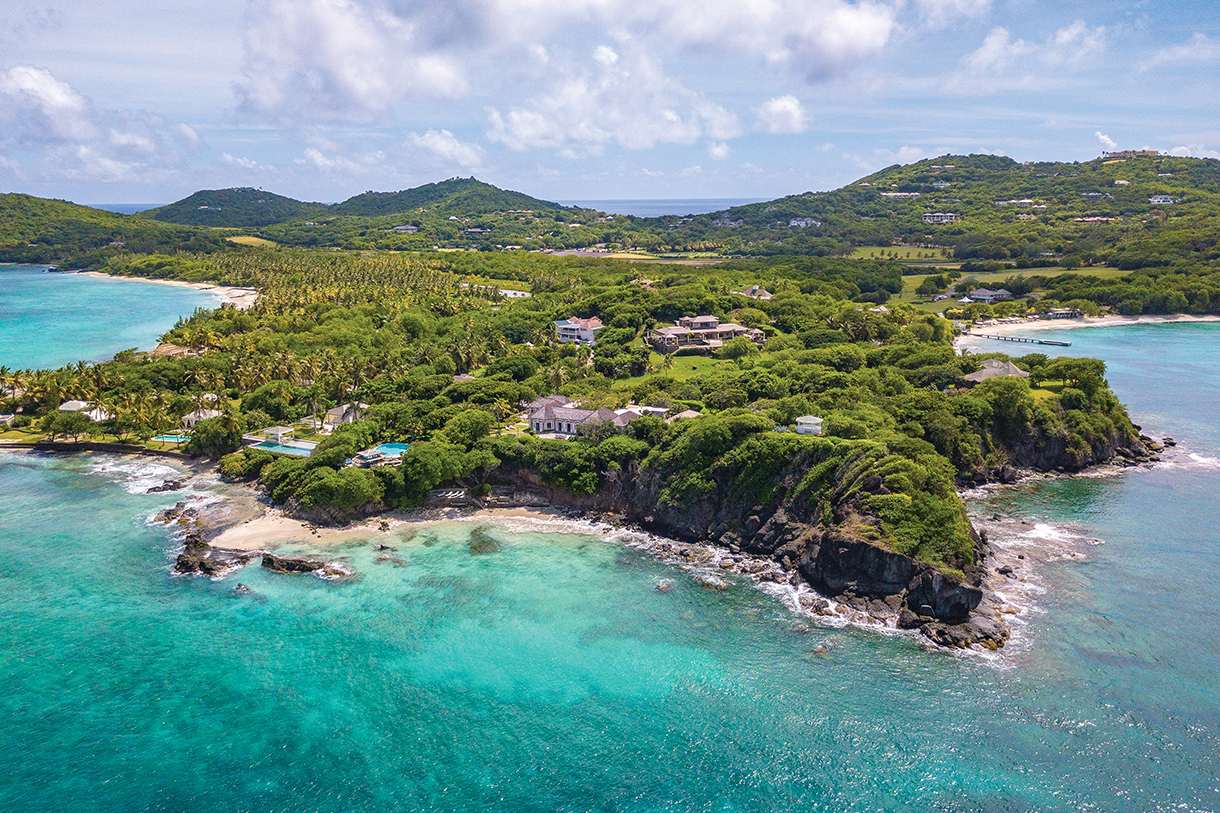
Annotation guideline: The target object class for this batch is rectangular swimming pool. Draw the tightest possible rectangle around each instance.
[153,434,191,443]
[250,441,315,457]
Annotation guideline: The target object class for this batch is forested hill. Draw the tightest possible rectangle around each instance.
[331,177,568,217]
[689,153,1220,263]
[140,189,323,227]
[142,178,569,228]
[0,193,225,265]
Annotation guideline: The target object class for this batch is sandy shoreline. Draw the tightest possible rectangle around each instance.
[77,271,258,310]
[959,313,1220,341]
[208,504,578,551]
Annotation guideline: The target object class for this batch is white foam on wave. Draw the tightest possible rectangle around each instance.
[88,459,185,495]
[434,512,935,645]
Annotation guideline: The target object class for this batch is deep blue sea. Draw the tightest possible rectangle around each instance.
[1,323,1217,811]
[559,199,766,218]
[85,204,164,215]
[0,264,220,370]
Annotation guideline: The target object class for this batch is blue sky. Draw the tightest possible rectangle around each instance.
[0,0,1216,204]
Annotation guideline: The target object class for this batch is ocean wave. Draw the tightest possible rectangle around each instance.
[440,513,945,646]
[88,458,186,494]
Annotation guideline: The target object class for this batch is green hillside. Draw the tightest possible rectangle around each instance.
[140,188,323,227]
[660,153,1220,265]
[0,193,224,266]
[141,178,568,230]
[331,177,567,217]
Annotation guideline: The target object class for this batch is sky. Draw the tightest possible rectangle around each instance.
[0,0,1217,205]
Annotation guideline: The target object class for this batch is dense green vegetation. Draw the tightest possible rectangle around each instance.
[4,154,1220,319]
[140,189,321,228]
[2,247,1143,574]
[0,193,225,267]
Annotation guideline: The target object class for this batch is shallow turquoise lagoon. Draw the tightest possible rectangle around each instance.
[0,264,219,369]
[1,323,1218,811]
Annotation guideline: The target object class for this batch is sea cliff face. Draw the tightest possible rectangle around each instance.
[490,463,1003,648]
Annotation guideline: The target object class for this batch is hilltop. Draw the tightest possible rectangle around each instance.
[141,178,568,229]
[140,189,323,228]
[0,193,225,266]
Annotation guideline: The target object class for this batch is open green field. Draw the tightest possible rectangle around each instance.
[615,352,732,387]
[225,235,278,248]
[849,246,951,261]
[899,266,1132,308]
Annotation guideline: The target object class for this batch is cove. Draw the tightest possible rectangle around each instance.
[0,264,220,370]
[0,323,1217,811]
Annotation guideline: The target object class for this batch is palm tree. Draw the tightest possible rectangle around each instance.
[545,364,570,391]
[661,353,675,373]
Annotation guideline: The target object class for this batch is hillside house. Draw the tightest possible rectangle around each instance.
[554,316,603,345]
[325,402,368,429]
[1149,195,1176,205]
[795,416,824,435]
[737,285,773,300]
[182,408,222,429]
[528,399,616,437]
[922,212,956,224]
[963,359,1029,385]
[647,315,763,354]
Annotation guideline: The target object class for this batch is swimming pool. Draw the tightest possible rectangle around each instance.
[153,434,190,443]
[250,441,315,457]
[374,443,410,457]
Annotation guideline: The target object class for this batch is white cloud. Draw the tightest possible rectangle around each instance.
[487,45,740,152]
[238,0,466,123]
[916,0,990,29]
[953,21,1105,92]
[407,129,484,167]
[1141,33,1218,72]
[294,145,387,173]
[1095,131,1117,150]
[1168,143,1220,160]
[756,95,808,134]
[235,0,899,129]
[707,141,730,159]
[0,64,191,184]
[221,153,275,171]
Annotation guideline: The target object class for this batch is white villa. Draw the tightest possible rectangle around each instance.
[647,315,763,354]
[795,416,824,436]
[182,408,222,429]
[1149,195,1176,205]
[58,400,113,422]
[553,316,603,345]
[968,288,1013,304]
[325,402,368,430]
[922,212,956,224]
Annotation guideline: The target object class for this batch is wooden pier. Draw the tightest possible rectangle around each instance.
[974,333,1071,346]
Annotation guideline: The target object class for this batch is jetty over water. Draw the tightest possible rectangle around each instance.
[974,334,1071,347]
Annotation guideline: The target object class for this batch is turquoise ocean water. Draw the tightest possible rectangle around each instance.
[0,323,1217,811]
[0,264,220,370]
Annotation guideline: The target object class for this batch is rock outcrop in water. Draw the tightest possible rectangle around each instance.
[260,553,355,581]
[174,534,254,576]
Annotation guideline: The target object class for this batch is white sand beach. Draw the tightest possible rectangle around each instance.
[961,313,1220,337]
[208,505,574,551]
[78,271,258,310]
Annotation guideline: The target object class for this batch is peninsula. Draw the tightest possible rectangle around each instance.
[3,151,1214,649]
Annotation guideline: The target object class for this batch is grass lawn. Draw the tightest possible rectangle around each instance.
[226,235,278,248]
[850,246,950,261]
[615,353,731,387]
